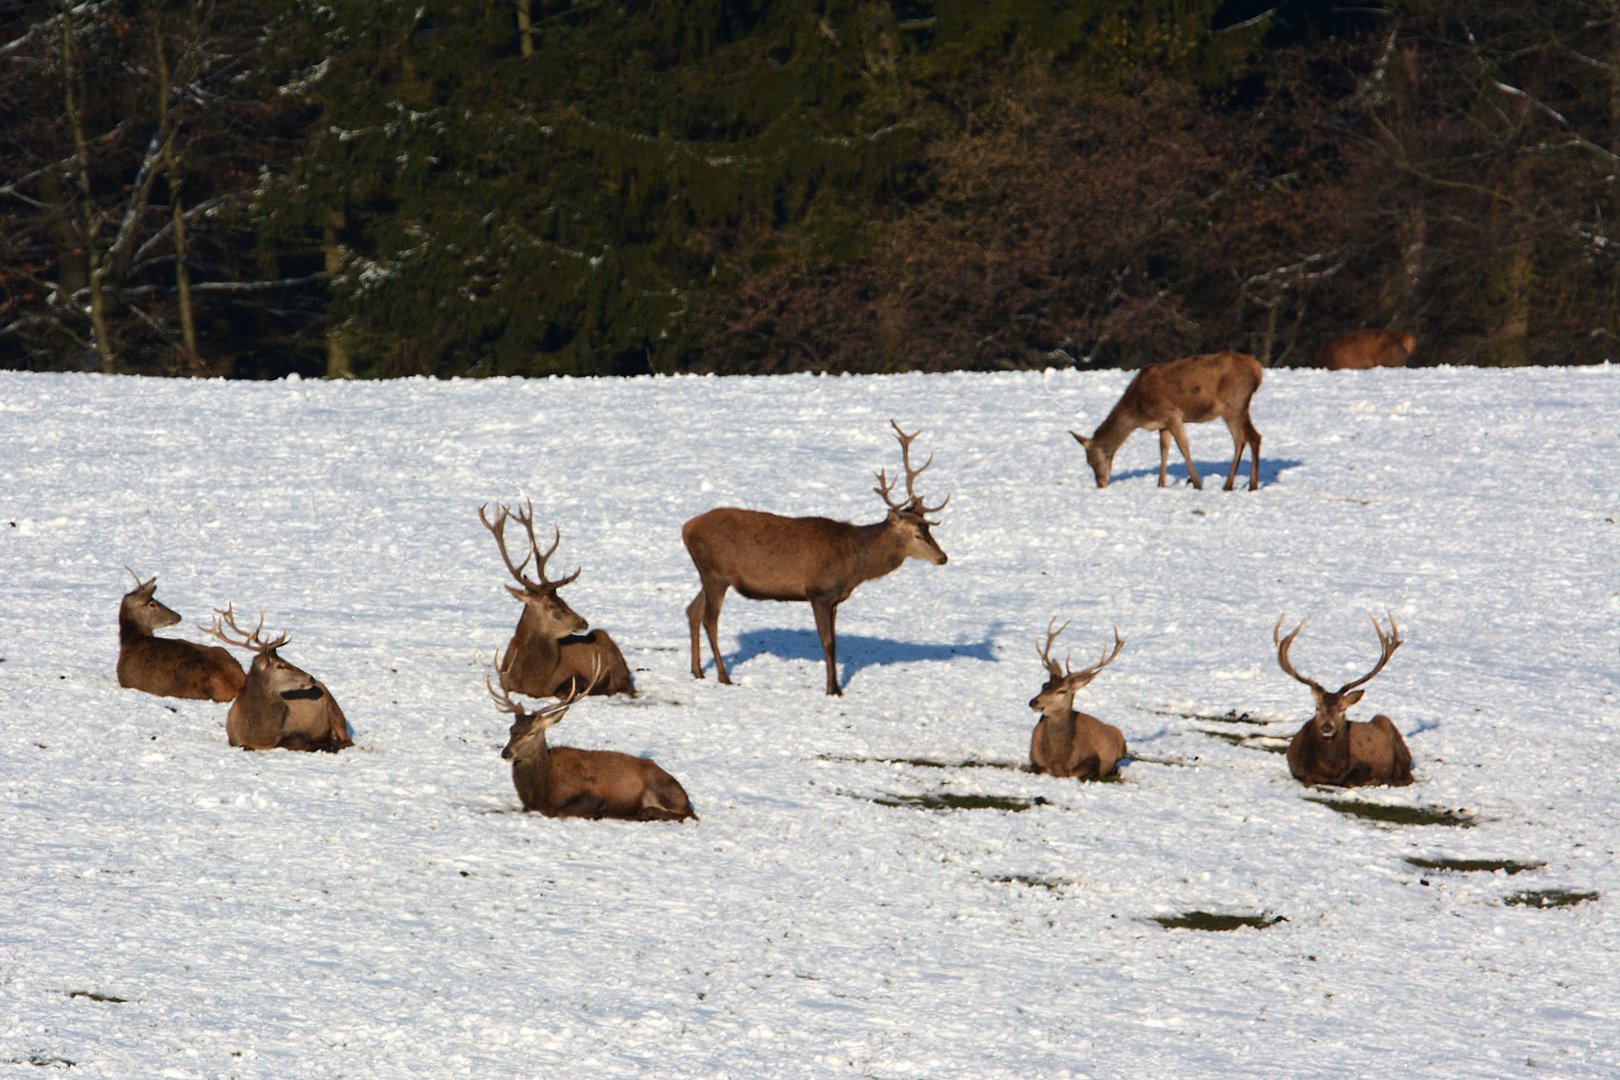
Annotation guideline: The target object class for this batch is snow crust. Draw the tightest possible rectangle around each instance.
[1,366,1616,1077]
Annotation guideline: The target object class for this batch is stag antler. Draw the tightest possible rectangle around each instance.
[1274,613,1402,694]
[487,654,600,724]
[874,420,950,519]
[203,604,290,654]
[479,499,580,593]
[1035,617,1073,677]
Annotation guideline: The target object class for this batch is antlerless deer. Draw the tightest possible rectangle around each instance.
[683,420,949,695]
[1071,351,1263,491]
[1274,614,1413,787]
[116,569,245,701]
[1317,329,1416,370]
[204,606,353,752]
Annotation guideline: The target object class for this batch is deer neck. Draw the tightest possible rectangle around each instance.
[229,674,290,747]
[508,609,564,680]
[850,519,913,584]
[118,606,153,643]
[1291,717,1351,780]
[510,739,553,811]
[1091,399,1141,455]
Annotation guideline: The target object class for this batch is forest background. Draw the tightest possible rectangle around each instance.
[2,1,1617,379]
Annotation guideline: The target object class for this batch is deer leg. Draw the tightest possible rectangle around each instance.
[1168,421,1201,489]
[686,589,707,679]
[700,579,731,684]
[1221,415,1245,491]
[1245,415,1262,491]
[1157,430,1171,487]
[811,598,841,696]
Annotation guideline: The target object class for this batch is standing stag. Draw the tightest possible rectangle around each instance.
[1028,621,1128,779]
[1070,351,1263,491]
[489,662,695,821]
[1274,614,1413,787]
[1317,329,1416,370]
[116,569,245,701]
[204,606,352,752]
[683,420,949,696]
[480,501,634,698]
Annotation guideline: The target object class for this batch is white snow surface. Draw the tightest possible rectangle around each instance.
[2,366,1617,1078]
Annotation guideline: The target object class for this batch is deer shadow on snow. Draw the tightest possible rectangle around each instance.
[728,622,1000,690]
[1109,456,1303,488]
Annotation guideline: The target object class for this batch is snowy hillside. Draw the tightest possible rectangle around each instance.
[2,365,1617,1077]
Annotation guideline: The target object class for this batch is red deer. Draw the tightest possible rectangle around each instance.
[1028,621,1128,779]
[1317,329,1416,370]
[116,569,245,702]
[204,606,352,752]
[1274,614,1413,787]
[683,420,949,696]
[489,661,695,821]
[1070,351,1263,491]
[480,501,634,698]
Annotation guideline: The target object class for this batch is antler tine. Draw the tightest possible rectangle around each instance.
[1074,626,1124,681]
[875,419,950,519]
[124,565,148,589]
[486,652,524,717]
[511,500,581,590]
[537,657,601,723]
[1340,611,1403,694]
[1035,617,1072,676]
[1273,614,1325,692]
[479,501,540,591]
[205,604,290,653]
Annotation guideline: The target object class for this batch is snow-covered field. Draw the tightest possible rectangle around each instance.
[2,365,1617,1078]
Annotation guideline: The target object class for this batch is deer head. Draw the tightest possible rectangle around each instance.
[1029,620,1124,715]
[873,420,949,565]
[204,605,318,700]
[479,500,588,636]
[120,567,181,633]
[488,657,598,763]
[1274,614,1403,741]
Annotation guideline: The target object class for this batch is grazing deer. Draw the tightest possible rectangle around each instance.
[480,501,634,698]
[1317,329,1416,370]
[204,606,352,752]
[1028,621,1128,779]
[116,569,245,702]
[1070,351,1263,491]
[683,420,949,696]
[1274,614,1413,788]
[489,661,695,821]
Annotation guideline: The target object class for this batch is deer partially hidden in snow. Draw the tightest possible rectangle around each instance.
[1070,351,1263,491]
[489,661,695,821]
[116,569,245,702]
[203,606,352,752]
[480,501,634,698]
[1274,613,1413,788]
[1027,621,1128,779]
[1317,329,1416,370]
[683,420,950,696]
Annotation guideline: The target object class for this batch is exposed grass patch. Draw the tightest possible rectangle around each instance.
[1195,729,1289,753]
[858,791,1042,812]
[1145,707,1267,725]
[819,754,1029,771]
[1152,911,1285,931]
[67,989,126,1003]
[1405,856,1544,875]
[1503,888,1599,909]
[989,873,1069,891]
[1305,797,1475,827]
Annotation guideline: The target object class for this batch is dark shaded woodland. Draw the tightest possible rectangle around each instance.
[3,2,1617,378]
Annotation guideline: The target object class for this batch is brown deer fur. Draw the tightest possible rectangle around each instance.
[481,502,634,698]
[1028,622,1127,779]
[1071,351,1263,491]
[491,668,694,821]
[1275,614,1413,788]
[205,607,352,752]
[683,420,949,696]
[116,570,245,702]
[1317,329,1416,370]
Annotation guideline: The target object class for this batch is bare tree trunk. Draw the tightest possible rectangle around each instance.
[516,0,534,58]
[154,29,198,358]
[1488,239,1533,367]
[324,210,352,378]
[60,8,115,372]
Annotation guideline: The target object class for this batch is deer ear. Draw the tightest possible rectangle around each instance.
[1070,431,1090,448]
[1343,689,1365,707]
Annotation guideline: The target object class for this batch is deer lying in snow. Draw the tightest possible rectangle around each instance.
[1274,614,1413,787]
[480,501,634,698]
[116,569,245,701]
[1317,329,1416,370]
[204,606,352,752]
[683,419,949,695]
[1028,621,1128,779]
[1071,351,1263,491]
[489,661,695,821]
